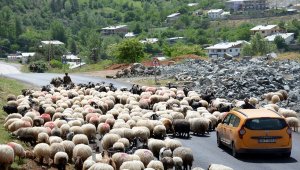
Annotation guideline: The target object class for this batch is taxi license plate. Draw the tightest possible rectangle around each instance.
[258,138,276,143]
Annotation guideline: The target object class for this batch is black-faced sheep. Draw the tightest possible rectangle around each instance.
[54,152,68,170]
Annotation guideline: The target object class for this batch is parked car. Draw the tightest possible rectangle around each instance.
[216,109,292,158]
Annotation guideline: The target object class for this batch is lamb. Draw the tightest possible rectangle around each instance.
[0,144,15,170]
[173,119,190,138]
[190,117,210,136]
[54,152,68,170]
[73,144,93,169]
[134,149,155,167]
[148,138,166,159]
[153,125,167,139]
[33,143,51,165]
[120,160,145,170]
[101,133,121,150]
[89,163,114,170]
[147,160,164,170]
[161,157,174,170]
[61,140,75,162]
[173,147,194,170]
[50,143,65,159]
[7,142,25,160]
[285,117,299,132]
[208,164,233,170]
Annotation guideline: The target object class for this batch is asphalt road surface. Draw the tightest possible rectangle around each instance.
[1,62,300,169]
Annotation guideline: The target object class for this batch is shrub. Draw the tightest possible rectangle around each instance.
[29,61,48,73]
[50,59,63,69]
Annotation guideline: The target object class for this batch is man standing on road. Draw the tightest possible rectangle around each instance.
[63,73,72,85]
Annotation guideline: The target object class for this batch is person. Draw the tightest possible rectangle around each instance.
[241,98,255,109]
[63,73,72,85]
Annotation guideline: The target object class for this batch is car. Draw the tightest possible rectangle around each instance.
[216,109,292,158]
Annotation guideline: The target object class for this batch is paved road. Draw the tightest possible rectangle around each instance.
[1,62,300,169]
[0,62,21,74]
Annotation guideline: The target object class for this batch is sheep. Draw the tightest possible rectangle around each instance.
[99,150,117,169]
[33,143,51,165]
[159,147,172,159]
[147,160,164,170]
[54,152,68,170]
[134,149,154,167]
[83,159,96,170]
[148,138,166,159]
[37,132,49,144]
[120,160,145,170]
[70,126,84,134]
[112,152,141,169]
[113,142,125,152]
[153,125,167,139]
[61,140,75,162]
[173,119,190,138]
[7,142,25,160]
[286,117,299,132]
[118,138,130,148]
[173,147,194,170]
[49,136,63,144]
[0,144,15,170]
[88,162,114,170]
[98,123,111,137]
[278,108,297,118]
[161,157,174,170]
[82,123,96,141]
[101,133,121,150]
[190,117,210,136]
[5,113,22,122]
[50,143,65,159]
[271,95,280,104]
[73,144,93,169]
[8,119,31,132]
[208,164,233,170]
[51,127,62,137]
[164,138,182,151]
[173,156,183,170]
[60,124,70,139]
[132,126,151,142]
[161,118,173,133]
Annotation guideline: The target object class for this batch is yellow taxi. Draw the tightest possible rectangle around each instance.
[216,109,292,157]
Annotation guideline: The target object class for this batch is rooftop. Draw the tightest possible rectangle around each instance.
[102,25,127,30]
[41,40,64,45]
[236,109,282,118]
[265,33,294,41]
[125,32,136,38]
[208,9,223,13]
[188,3,199,7]
[21,52,36,57]
[167,13,181,18]
[139,38,159,44]
[63,54,80,60]
[205,41,248,50]
[250,25,278,31]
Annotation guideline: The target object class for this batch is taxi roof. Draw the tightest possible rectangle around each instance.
[232,109,283,119]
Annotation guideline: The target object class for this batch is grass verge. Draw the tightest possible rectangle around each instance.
[0,77,28,168]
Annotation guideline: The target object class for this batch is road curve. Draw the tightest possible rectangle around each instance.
[0,62,21,74]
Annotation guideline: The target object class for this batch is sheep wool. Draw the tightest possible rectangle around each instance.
[83,159,96,170]
[61,140,75,161]
[147,160,164,170]
[119,160,145,170]
[50,143,65,159]
[72,134,89,145]
[101,133,121,150]
[33,143,51,164]
[88,163,114,170]
[54,152,68,167]
[72,144,93,162]
[0,144,15,170]
[134,149,154,167]
[7,142,25,159]
[173,147,194,170]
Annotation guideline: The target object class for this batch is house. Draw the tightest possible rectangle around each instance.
[166,13,181,23]
[166,37,185,44]
[250,25,282,37]
[101,25,128,36]
[41,40,64,46]
[265,33,295,45]
[124,32,136,38]
[225,0,267,12]
[207,9,230,19]
[21,52,36,64]
[139,38,159,44]
[188,3,199,7]
[205,41,249,57]
[62,53,85,69]
[7,52,36,64]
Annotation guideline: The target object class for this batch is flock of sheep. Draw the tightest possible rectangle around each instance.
[1,80,299,170]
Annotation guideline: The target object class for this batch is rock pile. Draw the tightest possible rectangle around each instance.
[160,57,300,112]
[114,63,161,78]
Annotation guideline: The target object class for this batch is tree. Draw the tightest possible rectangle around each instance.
[51,21,67,43]
[113,38,144,63]
[274,35,288,51]
[241,33,276,56]
[69,39,77,54]
[15,17,23,38]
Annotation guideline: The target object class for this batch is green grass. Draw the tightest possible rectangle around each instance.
[0,77,29,169]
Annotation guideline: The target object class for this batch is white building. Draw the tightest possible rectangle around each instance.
[101,25,128,36]
[166,13,181,22]
[250,25,282,37]
[205,41,249,57]
[139,38,159,44]
[124,32,136,38]
[7,52,36,64]
[265,33,295,45]
[207,9,230,19]
[188,3,199,7]
[41,40,64,46]
[62,53,85,69]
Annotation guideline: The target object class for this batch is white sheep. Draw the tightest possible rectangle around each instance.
[33,143,51,165]
[88,162,114,170]
[120,160,145,170]
[101,133,121,150]
[7,142,25,160]
[173,147,194,170]
[54,152,68,170]
[147,160,164,170]
[0,144,15,170]
[72,134,89,145]
[50,143,65,159]
[285,117,299,132]
[134,149,154,167]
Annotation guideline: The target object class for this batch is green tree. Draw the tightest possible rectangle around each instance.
[242,33,276,56]
[51,21,67,43]
[113,38,144,63]
[15,17,23,38]
[274,35,287,51]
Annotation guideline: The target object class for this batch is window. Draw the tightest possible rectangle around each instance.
[229,49,232,52]
[229,115,241,127]
[235,49,238,52]
[223,114,232,125]
[245,118,287,130]
[217,49,221,52]
[262,31,265,33]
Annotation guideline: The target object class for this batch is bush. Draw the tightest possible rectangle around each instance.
[29,61,48,73]
[50,59,63,69]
